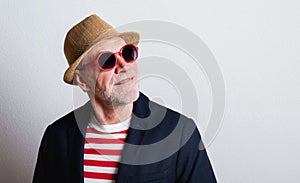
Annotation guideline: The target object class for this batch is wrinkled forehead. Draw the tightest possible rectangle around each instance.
[82,36,126,64]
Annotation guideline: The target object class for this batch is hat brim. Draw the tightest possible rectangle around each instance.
[63,31,140,85]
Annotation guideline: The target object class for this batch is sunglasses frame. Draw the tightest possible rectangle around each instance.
[80,44,139,72]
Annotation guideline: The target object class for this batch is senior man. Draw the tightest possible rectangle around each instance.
[33,14,217,183]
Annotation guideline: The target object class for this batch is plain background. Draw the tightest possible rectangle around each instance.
[1,0,300,182]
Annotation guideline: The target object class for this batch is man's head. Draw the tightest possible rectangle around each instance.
[74,36,140,106]
[63,14,140,106]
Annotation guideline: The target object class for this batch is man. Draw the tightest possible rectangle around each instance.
[33,14,217,183]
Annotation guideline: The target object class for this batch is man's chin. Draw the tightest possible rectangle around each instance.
[110,88,139,106]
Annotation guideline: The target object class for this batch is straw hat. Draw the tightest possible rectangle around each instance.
[63,14,140,85]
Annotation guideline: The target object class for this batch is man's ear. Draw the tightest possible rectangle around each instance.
[74,70,90,92]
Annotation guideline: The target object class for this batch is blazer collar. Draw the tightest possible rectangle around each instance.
[132,92,151,118]
[68,100,94,183]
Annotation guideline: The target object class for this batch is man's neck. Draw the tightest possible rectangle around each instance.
[89,98,133,125]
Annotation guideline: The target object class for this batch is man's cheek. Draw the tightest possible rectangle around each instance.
[97,79,110,92]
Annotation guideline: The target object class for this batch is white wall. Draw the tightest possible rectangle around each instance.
[1,0,300,182]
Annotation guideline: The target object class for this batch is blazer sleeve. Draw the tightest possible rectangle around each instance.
[32,125,51,183]
[176,125,217,183]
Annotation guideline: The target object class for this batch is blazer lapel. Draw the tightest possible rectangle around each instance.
[116,92,151,181]
[68,101,92,183]
[68,126,84,183]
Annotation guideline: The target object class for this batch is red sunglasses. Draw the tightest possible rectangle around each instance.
[80,44,139,71]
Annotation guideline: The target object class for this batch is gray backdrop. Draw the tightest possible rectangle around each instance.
[1,0,300,182]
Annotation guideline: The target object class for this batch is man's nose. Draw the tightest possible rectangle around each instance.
[114,53,127,74]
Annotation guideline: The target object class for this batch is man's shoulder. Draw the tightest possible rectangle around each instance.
[138,92,193,121]
[137,93,198,141]
[50,110,76,129]
[148,98,195,126]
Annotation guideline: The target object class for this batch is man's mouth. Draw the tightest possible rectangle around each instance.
[114,77,134,85]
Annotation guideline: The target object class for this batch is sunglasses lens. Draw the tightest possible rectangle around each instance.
[96,45,137,71]
[122,45,137,62]
[98,52,116,70]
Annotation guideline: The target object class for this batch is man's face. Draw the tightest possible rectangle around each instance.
[78,37,140,106]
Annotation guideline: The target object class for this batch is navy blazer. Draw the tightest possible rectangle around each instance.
[33,92,217,183]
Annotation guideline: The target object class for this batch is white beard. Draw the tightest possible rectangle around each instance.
[94,71,140,106]
[102,81,139,106]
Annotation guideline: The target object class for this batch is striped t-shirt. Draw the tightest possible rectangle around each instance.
[83,116,130,183]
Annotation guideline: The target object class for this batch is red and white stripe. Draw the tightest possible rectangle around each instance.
[84,118,130,183]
